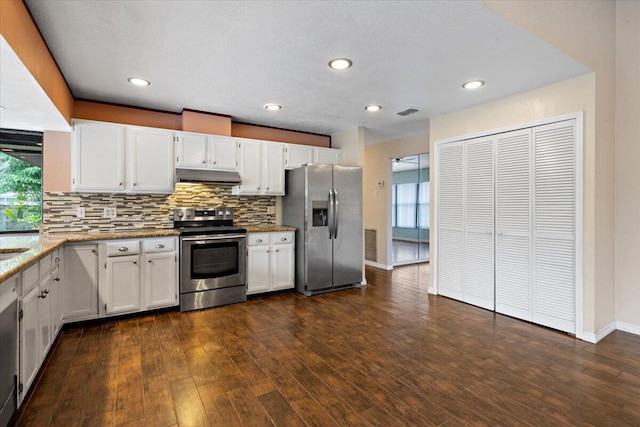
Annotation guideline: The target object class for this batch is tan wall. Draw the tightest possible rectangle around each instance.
[181,110,231,136]
[42,131,71,192]
[0,0,74,123]
[365,131,429,267]
[74,100,183,130]
[614,1,640,328]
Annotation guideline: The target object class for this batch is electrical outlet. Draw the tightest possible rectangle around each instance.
[267,206,276,215]
[76,207,85,218]
[103,207,117,218]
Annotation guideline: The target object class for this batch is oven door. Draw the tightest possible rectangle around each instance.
[180,235,246,293]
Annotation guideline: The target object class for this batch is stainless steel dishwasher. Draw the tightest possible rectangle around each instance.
[0,281,18,427]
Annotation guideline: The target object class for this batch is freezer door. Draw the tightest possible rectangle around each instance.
[332,165,363,287]
[306,164,334,292]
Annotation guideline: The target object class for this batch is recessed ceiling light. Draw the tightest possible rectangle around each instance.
[462,80,484,89]
[328,58,353,70]
[127,77,151,87]
[264,104,282,111]
[365,105,382,112]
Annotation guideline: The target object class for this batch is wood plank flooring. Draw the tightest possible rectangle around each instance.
[14,264,640,426]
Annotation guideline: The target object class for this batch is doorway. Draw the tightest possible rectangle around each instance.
[391,153,429,266]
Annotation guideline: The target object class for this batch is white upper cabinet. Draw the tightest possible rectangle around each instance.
[233,139,263,194]
[126,126,174,193]
[209,136,239,171]
[175,131,208,168]
[313,147,342,165]
[72,121,125,191]
[262,142,285,195]
[175,132,238,171]
[284,144,313,170]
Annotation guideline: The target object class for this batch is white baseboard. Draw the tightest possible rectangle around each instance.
[616,321,640,336]
[427,287,437,295]
[365,260,393,270]
[361,278,368,286]
[581,320,640,344]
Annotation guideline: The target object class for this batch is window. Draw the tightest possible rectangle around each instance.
[0,129,43,233]
[418,182,429,229]
[394,183,418,228]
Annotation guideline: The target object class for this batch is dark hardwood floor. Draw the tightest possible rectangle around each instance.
[15,264,640,426]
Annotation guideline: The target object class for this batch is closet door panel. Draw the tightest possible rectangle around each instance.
[495,129,533,321]
[463,137,494,310]
[533,121,576,333]
[437,142,464,301]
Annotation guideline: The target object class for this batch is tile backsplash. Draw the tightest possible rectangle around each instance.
[43,183,276,234]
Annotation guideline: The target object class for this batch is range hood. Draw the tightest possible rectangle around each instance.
[175,167,241,184]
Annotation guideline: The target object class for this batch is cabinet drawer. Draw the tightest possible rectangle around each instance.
[271,232,294,245]
[39,253,52,275]
[143,238,175,253]
[106,241,140,256]
[247,233,270,246]
[22,263,39,294]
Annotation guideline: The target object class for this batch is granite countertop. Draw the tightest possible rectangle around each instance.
[0,229,180,284]
[244,225,297,232]
[0,226,296,285]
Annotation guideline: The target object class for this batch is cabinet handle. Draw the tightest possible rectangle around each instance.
[275,249,279,252]
[266,187,269,190]
[281,237,286,241]
[257,187,261,190]
[266,250,270,253]
[44,289,49,295]
[55,277,60,282]
[133,182,137,186]
[156,244,165,249]
[202,160,206,164]
[256,239,262,243]
[133,261,137,265]
[118,247,129,252]
[92,249,96,253]
[119,182,123,186]
[213,160,217,164]
[148,260,152,263]
[54,257,60,262]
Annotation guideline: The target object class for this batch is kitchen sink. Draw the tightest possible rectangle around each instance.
[0,249,28,261]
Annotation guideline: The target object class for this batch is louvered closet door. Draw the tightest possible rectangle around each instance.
[495,129,533,321]
[437,142,464,301]
[463,137,495,310]
[533,120,576,334]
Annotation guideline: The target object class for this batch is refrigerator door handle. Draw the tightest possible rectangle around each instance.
[333,188,339,238]
[328,188,334,239]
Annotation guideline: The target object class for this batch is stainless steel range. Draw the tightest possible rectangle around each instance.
[173,207,247,311]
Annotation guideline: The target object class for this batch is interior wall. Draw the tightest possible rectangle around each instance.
[430,73,595,333]
[364,131,429,267]
[332,127,365,166]
[42,131,71,192]
[614,1,640,329]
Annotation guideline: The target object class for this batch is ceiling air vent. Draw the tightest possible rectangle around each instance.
[396,107,419,117]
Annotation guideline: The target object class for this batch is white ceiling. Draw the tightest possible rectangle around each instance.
[19,1,590,144]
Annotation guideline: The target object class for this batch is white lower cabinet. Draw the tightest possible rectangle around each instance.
[104,254,140,315]
[247,232,295,295]
[62,244,99,321]
[19,285,40,402]
[37,275,53,362]
[144,251,178,309]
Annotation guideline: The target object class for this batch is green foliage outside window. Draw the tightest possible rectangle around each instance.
[0,153,42,231]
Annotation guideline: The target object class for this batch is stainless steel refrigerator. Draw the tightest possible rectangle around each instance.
[282,163,363,295]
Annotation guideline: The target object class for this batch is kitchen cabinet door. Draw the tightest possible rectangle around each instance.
[144,252,178,309]
[72,121,125,191]
[271,243,294,291]
[19,285,40,400]
[234,139,262,194]
[210,136,239,171]
[176,131,208,168]
[285,144,313,170]
[37,275,53,362]
[127,126,174,193]
[104,255,140,315]
[62,245,99,321]
[247,245,271,294]
[51,268,61,337]
[313,147,341,165]
[262,142,285,195]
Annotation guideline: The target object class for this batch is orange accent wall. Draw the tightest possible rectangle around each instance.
[74,100,182,130]
[181,110,231,135]
[232,123,330,147]
[42,131,71,192]
[0,0,74,123]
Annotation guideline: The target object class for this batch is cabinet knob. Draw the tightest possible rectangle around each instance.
[92,249,96,253]
[213,161,217,164]
[148,260,152,263]
[55,257,60,262]
[257,187,261,190]
[44,289,49,295]
[156,244,165,249]
[133,261,137,265]
[55,277,60,282]
[133,182,137,186]
[281,237,286,241]
[275,249,279,252]
[118,247,129,252]
[202,160,206,164]
[266,187,269,190]
[119,182,123,186]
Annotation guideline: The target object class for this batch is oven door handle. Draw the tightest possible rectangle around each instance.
[181,234,247,241]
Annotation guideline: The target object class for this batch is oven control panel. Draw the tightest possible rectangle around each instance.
[173,207,234,222]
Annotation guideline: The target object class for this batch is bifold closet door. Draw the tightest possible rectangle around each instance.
[495,129,533,322]
[532,120,576,334]
[463,137,495,310]
[437,142,464,301]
